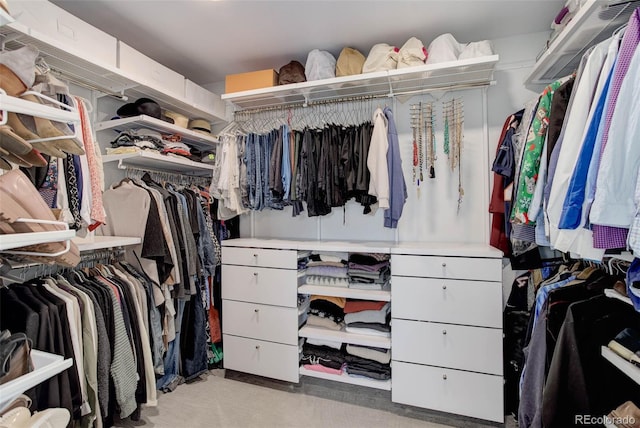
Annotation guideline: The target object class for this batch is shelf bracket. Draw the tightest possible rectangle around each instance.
[387,75,394,98]
[303,95,309,108]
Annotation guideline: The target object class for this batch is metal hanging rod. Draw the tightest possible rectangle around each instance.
[123,165,212,186]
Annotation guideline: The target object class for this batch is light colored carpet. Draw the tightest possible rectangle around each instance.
[114,370,463,428]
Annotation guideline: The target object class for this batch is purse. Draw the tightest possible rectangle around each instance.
[0,330,34,385]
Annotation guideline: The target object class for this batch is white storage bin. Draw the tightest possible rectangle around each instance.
[185,79,225,115]
[9,0,118,67]
[118,41,185,98]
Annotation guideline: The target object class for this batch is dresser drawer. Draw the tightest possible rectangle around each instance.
[222,265,298,307]
[391,276,502,328]
[392,361,504,422]
[391,255,501,282]
[222,247,297,269]
[392,319,502,375]
[223,334,299,382]
[222,300,298,345]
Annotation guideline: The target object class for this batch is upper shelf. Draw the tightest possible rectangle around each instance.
[0,229,75,251]
[0,19,225,123]
[222,55,499,110]
[73,235,141,251]
[102,150,214,176]
[95,115,218,151]
[525,0,640,87]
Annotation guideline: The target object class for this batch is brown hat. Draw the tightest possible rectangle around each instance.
[278,61,306,85]
[336,47,365,77]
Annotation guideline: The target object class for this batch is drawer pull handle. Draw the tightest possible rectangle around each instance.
[442,330,447,335]
[253,254,258,258]
[442,374,447,380]
[441,262,447,267]
[442,285,447,290]
[254,309,260,313]
[253,272,258,277]
[255,345,260,350]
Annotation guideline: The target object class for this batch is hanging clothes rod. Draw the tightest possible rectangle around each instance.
[123,165,212,186]
[232,80,494,115]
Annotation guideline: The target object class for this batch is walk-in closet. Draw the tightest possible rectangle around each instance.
[1,1,639,427]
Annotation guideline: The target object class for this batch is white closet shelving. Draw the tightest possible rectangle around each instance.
[0,8,13,27]
[73,235,141,251]
[102,151,214,176]
[299,366,392,391]
[0,17,225,123]
[525,0,640,87]
[95,115,218,151]
[0,93,78,123]
[298,284,391,302]
[601,346,640,385]
[299,325,391,349]
[0,350,73,412]
[222,55,499,109]
[0,230,75,252]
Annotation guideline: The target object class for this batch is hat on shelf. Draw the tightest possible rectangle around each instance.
[278,60,306,85]
[363,43,399,73]
[397,37,427,69]
[305,49,336,81]
[163,110,189,128]
[458,40,494,60]
[117,97,174,122]
[188,119,212,135]
[336,47,365,77]
[0,44,39,96]
[425,33,463,65]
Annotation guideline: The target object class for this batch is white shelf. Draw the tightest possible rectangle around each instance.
[299,325,391,349]
[73,235,141,251]
[0,93,79,123]
[0,350,73,413]
[0,230,76,251]
[525,0,640,87]
[0,22,225,123]
[95,115,218,150]
[222,55,499,109]
[102,151,214,176]
[0,8,14,27]
[601,346,640,385]
[298,284,391,302]
[299,366,391,390]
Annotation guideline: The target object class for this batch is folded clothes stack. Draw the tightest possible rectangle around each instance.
[347,253,390,290]
[108,128,193,159]
[305,252,349,288]
[0,169,80,267]
[300,342,346,374]
[343,299,391,338]
[306,295,345,331]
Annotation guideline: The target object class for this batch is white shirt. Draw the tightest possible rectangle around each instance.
[367,108,390,209]
[546,40,609,259]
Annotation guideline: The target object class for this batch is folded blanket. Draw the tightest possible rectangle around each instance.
[302,364,345,375]
[306,265,349,278]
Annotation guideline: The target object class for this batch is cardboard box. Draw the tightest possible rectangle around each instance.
[225,69,279,93]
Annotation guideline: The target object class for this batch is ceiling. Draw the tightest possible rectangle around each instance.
[50,0,564,87]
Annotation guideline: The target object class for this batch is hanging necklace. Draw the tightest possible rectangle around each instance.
[425,102,436,178]
[453,98,464,212]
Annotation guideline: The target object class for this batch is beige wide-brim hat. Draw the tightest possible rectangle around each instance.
[163,110,189,128]
[188,119,212,135]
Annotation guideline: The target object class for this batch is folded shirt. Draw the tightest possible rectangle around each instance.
[344,300,387,314]
[348,253,390,265]
[345,325,390,338]
[302,363,345,375]
[307,338,343,350]
[345,344,391,364]
[306,314,344,331]
[310,295,347,309]
[305,275,349,287]
[344,303,390,325]
[306,265,349,278]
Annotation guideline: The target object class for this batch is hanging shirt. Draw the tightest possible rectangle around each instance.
[546,40,609,253]
[383,107,407,228]
[591,41,640,230]
[367,108,390,209]
[511,78,563,225]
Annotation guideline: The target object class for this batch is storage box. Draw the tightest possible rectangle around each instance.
[118,42,185,98]
[225,69,279,93]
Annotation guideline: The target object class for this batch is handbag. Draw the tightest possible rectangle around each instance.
[0,330,34,385]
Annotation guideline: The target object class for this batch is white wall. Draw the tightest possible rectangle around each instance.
[239,31,550,244]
